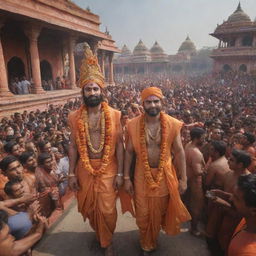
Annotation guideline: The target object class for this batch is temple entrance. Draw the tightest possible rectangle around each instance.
[223,64,232,72]
[40,60,53,90]
[7,57,25,81]
[40,60,53,81]
[239,64,247,72]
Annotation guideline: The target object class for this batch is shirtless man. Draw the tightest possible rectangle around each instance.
[228,174,256,256]
[124,87,190,255]
[201,128,222,164]
[205,140,230,190]
[217,149,251,253]
[0,209,46,256]
[240,132,256,173]
[185,127,205,236]
[0,155,35,196]
[205,140,230,253]
[19,151,37,191]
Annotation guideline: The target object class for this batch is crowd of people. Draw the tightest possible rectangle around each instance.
[9,76,32,95]
[9,75,71,94]
[0,69,256,255]
[0,99,80,255]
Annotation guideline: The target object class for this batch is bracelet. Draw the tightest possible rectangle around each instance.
[124,176,130,180]
[116,173,123,177]
[68,174,76,178]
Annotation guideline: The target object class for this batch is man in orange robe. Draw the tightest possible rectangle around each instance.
[124,87,191,255]
[228,174,256,256]
[68,44,123,256]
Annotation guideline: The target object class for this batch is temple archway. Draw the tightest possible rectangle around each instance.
[40,60,53,81]
[239,64,247,72]
[223,64,232,72]
[7,57,25,81]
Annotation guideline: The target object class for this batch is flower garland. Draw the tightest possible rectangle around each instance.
[140,112,168,189]
[76,102,112,176]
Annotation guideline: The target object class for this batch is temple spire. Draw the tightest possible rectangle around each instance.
[235,2,242,12]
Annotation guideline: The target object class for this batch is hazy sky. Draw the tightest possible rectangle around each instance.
[73,0,256,54]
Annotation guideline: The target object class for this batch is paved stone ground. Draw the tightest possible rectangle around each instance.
[33,200,210,256]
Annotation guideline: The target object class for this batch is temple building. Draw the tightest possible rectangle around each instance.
[0,0,119,117]
[114,36,212,75]
[210,3,256,74]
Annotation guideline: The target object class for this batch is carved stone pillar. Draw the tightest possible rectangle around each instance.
[108,52,114,85]
[253,36,256,47]
[0,21,12,96]
[98,50,105,78]
[236,37,242,47]
[24,24,44,94]
[68,35,77,89]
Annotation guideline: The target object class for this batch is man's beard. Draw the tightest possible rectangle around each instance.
[83,95,103,107]
[144,107,161,117]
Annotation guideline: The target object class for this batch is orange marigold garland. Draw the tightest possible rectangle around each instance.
[140,112,168,189]
[76,102,112,176]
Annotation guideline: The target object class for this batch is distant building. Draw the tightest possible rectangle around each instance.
[0,0,119,117]
[210,3,256,74]
[114,36,213,75]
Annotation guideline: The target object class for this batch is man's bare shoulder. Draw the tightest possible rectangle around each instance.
[185,143,201,154]
[185,144,203,162]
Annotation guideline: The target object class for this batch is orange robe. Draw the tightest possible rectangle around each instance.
[68,105,121,248]
[228,218,256,256]
[127,114,191,251]
[218,210,241,251]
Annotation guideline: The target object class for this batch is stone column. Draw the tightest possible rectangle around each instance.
[24,24,45,94]
[108,52,114,85]
[98,50,105,78]
[253,36,256,47]
[102,51,105,78]
[68,35,77,89]
[236,37,242,47]
[0,21,12,96]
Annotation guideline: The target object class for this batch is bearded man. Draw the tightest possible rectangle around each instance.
[68,45,123,256]
[124,87,190,255]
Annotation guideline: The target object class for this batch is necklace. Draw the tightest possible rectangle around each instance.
[88,113,101,131]
[76,102,113,176]
[140,112,168,189]
[84,109,105,154]
[146,125,161,141]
